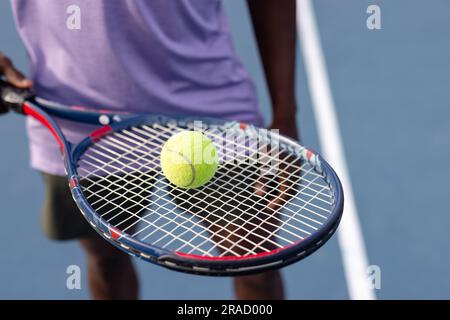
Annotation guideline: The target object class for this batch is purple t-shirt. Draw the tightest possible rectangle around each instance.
[10,0,264,175]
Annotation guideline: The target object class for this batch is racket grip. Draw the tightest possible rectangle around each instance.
[0,79,34,114]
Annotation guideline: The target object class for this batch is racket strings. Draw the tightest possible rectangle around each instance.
[81,129,326,256]
[82,172,265,256]
[78,123,335,257]
[85,122,332,210]
[81,170,245,255]
[80,158,288,256]
[80,154,280,256]
[84,126,326,231]
[152,122,332,195]
[132,125,333,228]
[85,133,323,234]
[80,125,330,255]
[130,124,333,208]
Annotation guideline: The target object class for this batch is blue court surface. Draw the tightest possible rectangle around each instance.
[0,0,449,299]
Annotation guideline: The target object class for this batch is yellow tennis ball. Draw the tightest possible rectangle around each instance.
[160,131,219,189]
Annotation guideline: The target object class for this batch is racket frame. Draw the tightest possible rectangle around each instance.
[1,80,344,276]
[69,114,344,275]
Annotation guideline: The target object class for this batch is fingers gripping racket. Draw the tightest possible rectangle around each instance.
[0,80,343,276]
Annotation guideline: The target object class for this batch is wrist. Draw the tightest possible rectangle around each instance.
[272,105,297,123]
[270,114,298,140]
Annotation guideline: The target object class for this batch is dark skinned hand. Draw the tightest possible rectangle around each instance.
[0,52,32,114]
[253,112,301,231]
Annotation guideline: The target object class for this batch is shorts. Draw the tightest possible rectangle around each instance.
[41,172,96,240]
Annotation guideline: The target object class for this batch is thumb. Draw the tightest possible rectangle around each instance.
[0,54,32,88]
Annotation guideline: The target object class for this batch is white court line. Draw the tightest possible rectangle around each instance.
[296,0,376,300]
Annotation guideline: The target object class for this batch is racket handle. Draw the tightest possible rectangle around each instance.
[0,79,34,114]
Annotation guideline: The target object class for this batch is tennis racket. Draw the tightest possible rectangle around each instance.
[0,79,343,276]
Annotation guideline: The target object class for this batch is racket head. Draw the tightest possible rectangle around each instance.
[68,115,344,276]
[0,79,344,275]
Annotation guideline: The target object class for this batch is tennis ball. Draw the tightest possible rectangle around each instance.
[160,131,219,189]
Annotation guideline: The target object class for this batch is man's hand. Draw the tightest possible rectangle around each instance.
[0,53,32,88]
[0,52,32,113]
[253,112,300,215]
[254,114,300,213]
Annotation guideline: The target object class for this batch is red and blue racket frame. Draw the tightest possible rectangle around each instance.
[1,80,344,276]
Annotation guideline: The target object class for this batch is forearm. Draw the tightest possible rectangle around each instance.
[247,0,297,122]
